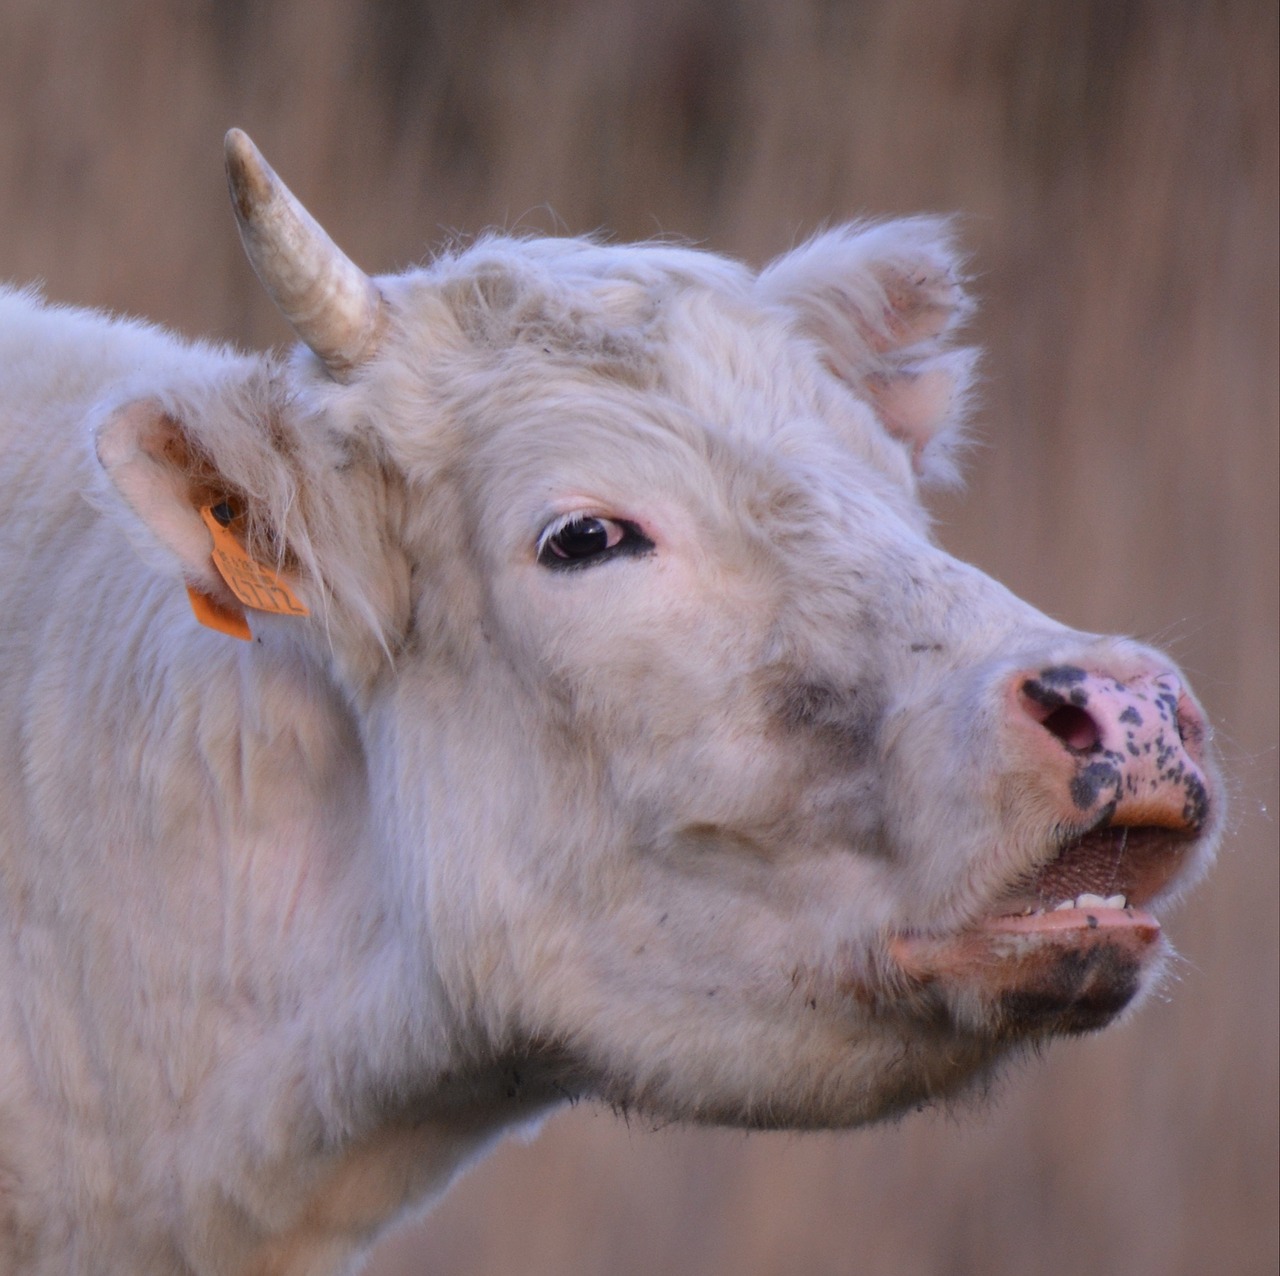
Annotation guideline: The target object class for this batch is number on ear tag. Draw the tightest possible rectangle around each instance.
[198,505,309,617]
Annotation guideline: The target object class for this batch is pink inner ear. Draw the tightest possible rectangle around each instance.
[865,360,960,459]
[94,398,223,591]
[757,219,978,477]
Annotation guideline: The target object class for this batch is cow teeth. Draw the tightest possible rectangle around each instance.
[1049,892,1129,913]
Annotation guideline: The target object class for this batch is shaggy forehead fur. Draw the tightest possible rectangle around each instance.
[401,232,927,481]
[359,232,930,594]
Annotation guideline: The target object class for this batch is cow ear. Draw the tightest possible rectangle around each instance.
[757,218,978,485]
[94,398,227,595]
[94,396,310,638]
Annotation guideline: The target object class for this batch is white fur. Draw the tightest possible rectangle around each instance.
[0,218,1216,1274]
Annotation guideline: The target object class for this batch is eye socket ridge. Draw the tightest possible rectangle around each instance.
[536,512,654,570]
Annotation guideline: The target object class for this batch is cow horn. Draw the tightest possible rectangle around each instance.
[224,128,383,380]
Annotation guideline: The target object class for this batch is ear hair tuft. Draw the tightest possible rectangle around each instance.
[758,218,979,485]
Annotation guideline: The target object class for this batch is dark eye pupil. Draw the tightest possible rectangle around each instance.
[553,517,609,558]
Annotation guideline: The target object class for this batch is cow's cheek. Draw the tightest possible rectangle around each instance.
[499,552,755,731]
[521,897,980,1128]
[523,850,993,1126]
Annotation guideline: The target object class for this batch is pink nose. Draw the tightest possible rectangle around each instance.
[1017,665,1210,831]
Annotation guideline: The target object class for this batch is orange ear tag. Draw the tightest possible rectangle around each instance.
[187,505,310,639]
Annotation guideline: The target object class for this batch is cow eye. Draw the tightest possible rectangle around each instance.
[537,514,653,570]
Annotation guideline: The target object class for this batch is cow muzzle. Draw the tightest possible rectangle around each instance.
[887,662,1216,1039]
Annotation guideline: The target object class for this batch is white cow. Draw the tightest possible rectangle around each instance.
[0,131,1220,1274]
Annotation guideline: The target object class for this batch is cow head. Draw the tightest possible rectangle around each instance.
[92,132,1221,1131]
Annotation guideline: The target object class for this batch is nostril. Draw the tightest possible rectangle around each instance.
[1019,677,1104,753]
[1039,703,1102,753]
[1012,666,1213,828]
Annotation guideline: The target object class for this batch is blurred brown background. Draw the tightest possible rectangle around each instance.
[2,2,1275,1274]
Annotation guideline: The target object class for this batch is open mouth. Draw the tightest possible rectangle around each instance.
[889,820,1199,1037]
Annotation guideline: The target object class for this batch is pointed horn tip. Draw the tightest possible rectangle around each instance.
[222,128,384,377]
[224,129,274,221]
[224,127,255,176]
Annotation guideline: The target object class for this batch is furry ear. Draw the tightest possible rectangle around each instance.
[94,396,309,638]
[757,217,978,485]
[95,399,229,594]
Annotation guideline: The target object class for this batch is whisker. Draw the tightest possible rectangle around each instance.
[1106,826,1128,896]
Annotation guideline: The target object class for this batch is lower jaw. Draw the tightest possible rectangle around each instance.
[888,907,1164,1038]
